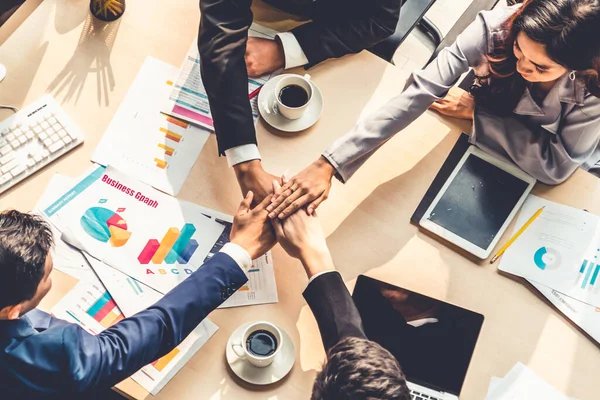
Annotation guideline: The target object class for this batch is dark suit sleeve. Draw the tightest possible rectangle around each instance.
[198,0,256,155]
[6,252,247,393]
[291,0,401,67]
[302,271,366,351]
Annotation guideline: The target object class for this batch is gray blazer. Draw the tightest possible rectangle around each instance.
[322,5,600,185]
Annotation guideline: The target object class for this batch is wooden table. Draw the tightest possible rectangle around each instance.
[1,1,600,399]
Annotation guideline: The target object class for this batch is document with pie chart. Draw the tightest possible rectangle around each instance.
[498,195,600,307]
[43,166,225,294]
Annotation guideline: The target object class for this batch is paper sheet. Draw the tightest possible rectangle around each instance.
[51,280,218,395]
[162,23,281,129]
[529,280,600,345]
[92,57,210,196]
[85,254,162,317]
[484,362,568,400]
[191,205,278,308]
[498,195,600,307]
[44,166,225,294]
[34,174,97,283]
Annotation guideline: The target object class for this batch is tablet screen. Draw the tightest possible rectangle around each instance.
[428,153,530,249]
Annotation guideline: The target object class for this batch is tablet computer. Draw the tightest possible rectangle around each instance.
[419,147,535,259]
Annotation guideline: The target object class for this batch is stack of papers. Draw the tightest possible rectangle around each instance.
[161,23,281,129]
[92,57,211,196]
[485,363,569,400]
[498,195,600,344]
[36,168,278,394]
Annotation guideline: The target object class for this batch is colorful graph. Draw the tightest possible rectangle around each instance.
[160,127,182,143]
[533,247,561,270]
[86,290,124,328]
[154,158,168,169]
[80,207,131,247]
[580,259,600,290]
[127,277,144,295]
[158,143,175,156]
[138,223,200,264]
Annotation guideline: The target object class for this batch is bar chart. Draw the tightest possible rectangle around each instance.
[579,258,600,290]
[138,223,200,265]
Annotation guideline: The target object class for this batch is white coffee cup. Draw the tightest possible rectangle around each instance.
[232,321,282,368]
[274,74,313,120]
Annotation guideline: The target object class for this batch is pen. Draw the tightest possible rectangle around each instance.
[248,86,263,100]
[490,206,545,264]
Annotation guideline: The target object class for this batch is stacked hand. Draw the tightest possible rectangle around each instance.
[267,156,336,219]
[270,179,335,277]
[230,190,277,260]
[230,176,335,277]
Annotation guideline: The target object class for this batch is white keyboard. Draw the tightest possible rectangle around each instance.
[0,94,84,194]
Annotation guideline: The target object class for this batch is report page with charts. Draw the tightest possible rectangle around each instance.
[499,195,600,307]
[43,166,225,294]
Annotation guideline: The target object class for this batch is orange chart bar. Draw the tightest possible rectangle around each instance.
[157,143,175,156]
[160,127,182,143]
[239,285,250,292]
[154,158,167,169]
[152,348,180,372]
[152,227,181,264]
[100,310,123,328]
[166,115,189,129]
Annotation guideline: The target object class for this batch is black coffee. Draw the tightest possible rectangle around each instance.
[279,84,309,108]
[246,330,278,357]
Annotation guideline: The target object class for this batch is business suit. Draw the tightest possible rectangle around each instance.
[322,4,600,185]
[198,0,402,156]
[302,271,366,351]
[0,252,247,399]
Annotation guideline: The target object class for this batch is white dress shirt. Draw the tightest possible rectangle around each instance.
[226,32,309,167]
[219,242,253,270]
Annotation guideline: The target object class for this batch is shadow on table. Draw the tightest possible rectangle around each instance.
[47,13,120,106]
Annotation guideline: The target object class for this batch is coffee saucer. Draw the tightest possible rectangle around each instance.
[258,75,323,133]
[226,322,296,385]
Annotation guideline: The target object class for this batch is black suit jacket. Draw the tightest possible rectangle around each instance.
[198,0,402,155]
[302,271,366,351]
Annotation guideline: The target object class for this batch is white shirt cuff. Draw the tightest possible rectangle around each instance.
[219,242,252,270]
[225,144,261,167]
[276,32,309,69]
[307,270,337,286]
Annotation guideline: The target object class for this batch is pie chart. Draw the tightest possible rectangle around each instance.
[80,207,131,247]
[533,247,561,270]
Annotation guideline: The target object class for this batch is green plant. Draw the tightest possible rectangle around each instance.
[91,0,124,20]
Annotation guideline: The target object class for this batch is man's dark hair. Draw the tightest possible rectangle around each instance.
[312,336,411,400]
[0,210,53,309]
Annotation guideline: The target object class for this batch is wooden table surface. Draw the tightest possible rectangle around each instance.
[1,1,599,399]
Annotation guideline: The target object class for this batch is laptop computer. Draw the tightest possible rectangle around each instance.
[352,275,484,400]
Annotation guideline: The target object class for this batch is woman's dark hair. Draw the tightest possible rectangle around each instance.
[473,0,600,115]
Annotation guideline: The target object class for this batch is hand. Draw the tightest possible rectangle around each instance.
[267,156,336,219]
[234,160,280,204]
[270,181,335,278]
[230,191,276,260]
[429,87,475,120]
[245,37,285,78]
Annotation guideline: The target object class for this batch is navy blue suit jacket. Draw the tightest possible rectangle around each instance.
[0,252,247,398]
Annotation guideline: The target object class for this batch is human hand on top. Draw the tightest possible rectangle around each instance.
[267,156,336,220]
